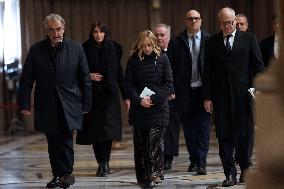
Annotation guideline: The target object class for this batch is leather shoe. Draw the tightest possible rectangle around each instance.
[46,174,75,188]
[222,175,237,187]
[96,162,110,177]
[196,167,207,175]
[46,176,61,188]
[141,181,155,188]
[164,159,172,170]
[61,174,75,188]
[188,162,197,172]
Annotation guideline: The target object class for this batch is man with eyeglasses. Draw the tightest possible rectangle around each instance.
[168,10,211,176]
[203,7,264,186]
[19,13,92,188]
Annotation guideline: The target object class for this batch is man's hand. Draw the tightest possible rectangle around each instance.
[204,100,213,113]
[90,73,103,81]
[21,110,31,116]
[124,99,130,112]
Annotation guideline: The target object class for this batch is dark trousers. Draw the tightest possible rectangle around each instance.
[92,140,112,163]
[179,87,211,168]
[133,126,165,183]
[235,130,254,166]
[46,129,74,177]
[164,100,180,160]
[218,137,251,177]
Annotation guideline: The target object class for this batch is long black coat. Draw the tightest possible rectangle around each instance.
[168,29,209,113]
[259,35,275,69]
[76,38,126,144]
[19,38,92,134]
[125,53,173,127]
[203,30,264,138]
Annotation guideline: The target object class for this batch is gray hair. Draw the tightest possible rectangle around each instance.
[154,23,171,37]
[43,13,65,29]
[218,7,236,20]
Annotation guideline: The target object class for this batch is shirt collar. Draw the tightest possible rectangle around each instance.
[223,29,236,38]
[187,30,201,39]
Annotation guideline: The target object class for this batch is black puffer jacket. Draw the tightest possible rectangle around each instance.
[125,52,173,127]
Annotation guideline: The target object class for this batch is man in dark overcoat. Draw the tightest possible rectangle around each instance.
[203,7,264,186]
[260,14,279,69]
[19,13,92,188]
[168,10,211,175]
[154,23,181,171]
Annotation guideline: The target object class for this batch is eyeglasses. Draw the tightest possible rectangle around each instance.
[220,20,235,26]
[47,27,64,33]
[186,17,201,22]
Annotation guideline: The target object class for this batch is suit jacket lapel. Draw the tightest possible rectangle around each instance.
[216,32,227,56]
[231,30,242,56]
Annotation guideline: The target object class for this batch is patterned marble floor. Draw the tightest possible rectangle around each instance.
[0,128,248,189]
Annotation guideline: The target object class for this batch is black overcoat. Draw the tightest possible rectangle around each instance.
[168,29,209,113]
[76,38,126,144]
[203,30,264,138]
[19,38,92,134]
[259,35,275,69]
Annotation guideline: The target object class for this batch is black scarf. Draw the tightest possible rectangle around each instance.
[84,37,113,74]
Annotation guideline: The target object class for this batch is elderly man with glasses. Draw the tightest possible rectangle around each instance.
[203,7,264,186]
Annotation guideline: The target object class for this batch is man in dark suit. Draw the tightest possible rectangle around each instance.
[19,14,92,188]
[235,13,254,168]
[154,23,181,171]
[169,10,211,175]
[260,14,279,69]
[203,7,264,186]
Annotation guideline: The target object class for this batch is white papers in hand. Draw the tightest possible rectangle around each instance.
[140,87,155,98]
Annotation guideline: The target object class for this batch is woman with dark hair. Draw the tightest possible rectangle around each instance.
[76,21,129,177]
[125,30,173,188]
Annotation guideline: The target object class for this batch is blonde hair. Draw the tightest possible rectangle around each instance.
[130,30,161,60]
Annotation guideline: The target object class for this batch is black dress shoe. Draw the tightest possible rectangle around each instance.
[222,175,237,187]
[141,181,155,188]
[196,167,207,175]
[164,159,172,170]
[188,163,197,172]
[96,162,110,177]
[46,176,61,188]
[46,174,75,189]
[60,174,75,188]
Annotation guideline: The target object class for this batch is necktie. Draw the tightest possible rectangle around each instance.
[161,49,166,54]
[191,35,199,82]
[226,34,232,54]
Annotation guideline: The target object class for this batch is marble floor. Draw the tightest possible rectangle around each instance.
[0,128,248,189]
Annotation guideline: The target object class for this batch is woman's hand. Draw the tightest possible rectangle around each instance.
[141,97,153,108]
[90,73,103,81]
[167,94,175,100]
